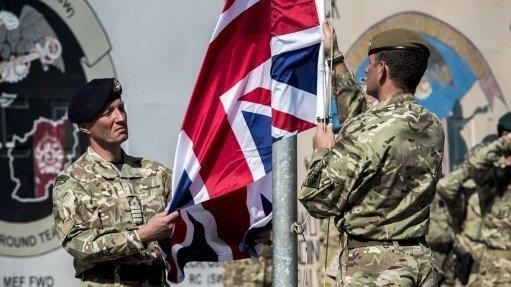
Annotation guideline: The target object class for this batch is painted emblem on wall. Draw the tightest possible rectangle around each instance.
[0,0,115,257]
[345,12,506,171]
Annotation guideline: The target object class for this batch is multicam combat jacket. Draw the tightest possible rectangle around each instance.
[52,147,172,276]
[441,136,511,251]
[299,72,445,240]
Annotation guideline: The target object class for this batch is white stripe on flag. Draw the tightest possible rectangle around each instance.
[185,204,234,259]
[271,126,297,138]
[170,203,235,282]
[246,172,272,226]
[171,131,210,206]
[271,79,317,124]
[210,0,260,42]
[239,101,272,117]
[270,26,322,57]
[220,60,272,181]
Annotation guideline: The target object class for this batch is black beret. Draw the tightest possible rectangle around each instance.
[68,78,122,124]
[498,112,511,131]
[368,28,430,57]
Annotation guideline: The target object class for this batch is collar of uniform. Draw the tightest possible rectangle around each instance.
[373,92,415,110]
[85,147,143,179]
[119,151,143,179]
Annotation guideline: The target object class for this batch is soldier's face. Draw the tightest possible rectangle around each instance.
[86,99,129,146]
[365,54,381,98]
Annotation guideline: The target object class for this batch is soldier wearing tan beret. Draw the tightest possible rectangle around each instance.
[299,22,444,287]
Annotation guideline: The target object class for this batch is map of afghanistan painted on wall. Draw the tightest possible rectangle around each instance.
[0,0,115,257]
[345,12,506,171]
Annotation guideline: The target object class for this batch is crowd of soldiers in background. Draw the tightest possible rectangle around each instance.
[223,112,511,287]
[428,112,511,286]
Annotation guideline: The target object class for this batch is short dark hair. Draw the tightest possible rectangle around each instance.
[497,125,511,137]
[376,49,429,93]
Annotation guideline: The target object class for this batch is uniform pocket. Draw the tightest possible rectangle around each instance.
[134,182,166,218]
[98,197,134,229]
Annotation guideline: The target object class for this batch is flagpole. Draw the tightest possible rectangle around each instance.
[272,135,298,286]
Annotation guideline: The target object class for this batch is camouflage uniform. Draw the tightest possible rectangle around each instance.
[320,219,342,287]
[456,192,483,287]
[427,196,455,286]
[222,246,272,286]
[299,72,444,286]
[435,162,481,287]
[439,136,511,287]
[464,137,511,287]
[52,147,172,287]
[305,156,340,287]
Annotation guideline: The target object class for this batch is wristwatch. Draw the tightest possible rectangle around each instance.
[327,52,344,66]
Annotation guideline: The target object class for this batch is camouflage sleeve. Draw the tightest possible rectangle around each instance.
[332,72,370,123]
[52,175,145,263]
[298,140,378,219]
[466,135,511,185]
[436,164,470,229]
[163,168,173,205]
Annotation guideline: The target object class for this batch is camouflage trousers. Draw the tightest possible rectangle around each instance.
[222,257,273,287]
[337,244,441,287]
[477,253,511,287]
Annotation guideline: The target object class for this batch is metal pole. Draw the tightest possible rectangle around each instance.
[272,135,297,286]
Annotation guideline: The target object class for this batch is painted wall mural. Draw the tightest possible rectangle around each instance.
[0,0,115,257]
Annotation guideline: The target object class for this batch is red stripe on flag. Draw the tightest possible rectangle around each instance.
[271,0,320,37]
[238,87,271,106]
[171,214,187,247]
[168,214,187,282]
[222,0,237,12]
[200,123,254,198]
[188,0,270,106]
[202,188,251,259]
[181,0,271,198]
[272,109,315,132]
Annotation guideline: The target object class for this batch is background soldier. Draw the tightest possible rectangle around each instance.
[433,133,501,286]
[222,246,272,287]
[299,21,444,286]
[438,113,511,287]
[427,195,457,286]
[52,78,178,287]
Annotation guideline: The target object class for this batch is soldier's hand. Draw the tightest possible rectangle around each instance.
[323,20,340,58]
[136,211,179,244]
[313,123,335,150]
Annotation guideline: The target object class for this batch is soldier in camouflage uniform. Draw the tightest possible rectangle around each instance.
[427,195,456,286]
[434,136,502,287]
[52,78,178,287]
[438,114,511,287]
[222,246,273,287]
[434,160,480,286]
[299,22,444,286]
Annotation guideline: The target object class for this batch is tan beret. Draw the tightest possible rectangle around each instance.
[368,28,430,57]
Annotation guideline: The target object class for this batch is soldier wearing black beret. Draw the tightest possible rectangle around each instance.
[497,112,511,136]
[67,78,123,124]
[53,78,178,286]
[299,22,444,286]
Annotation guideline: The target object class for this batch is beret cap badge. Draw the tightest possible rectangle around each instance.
[113,78,121,93]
